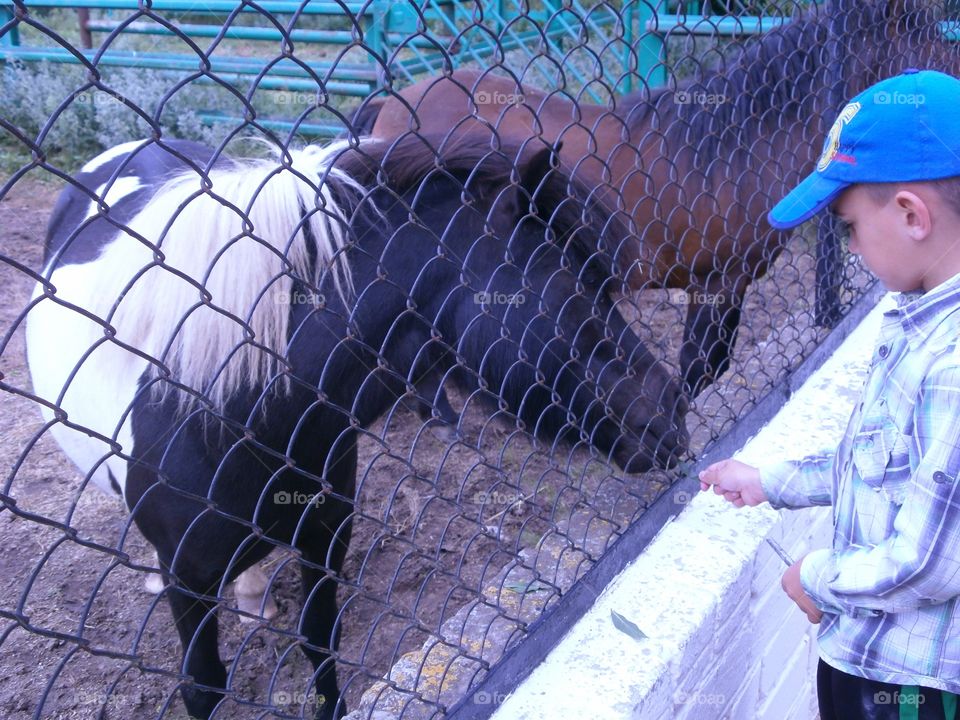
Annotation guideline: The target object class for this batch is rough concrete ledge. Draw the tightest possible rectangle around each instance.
[487,293,892,720]
[343,526,587,719]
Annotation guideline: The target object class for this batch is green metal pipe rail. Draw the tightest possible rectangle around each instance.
[0,1,624,132]
[0,1,799,137]
[10,1,953,136]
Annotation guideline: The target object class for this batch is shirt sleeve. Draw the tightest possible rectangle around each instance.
[799,363,960,616]
[759,452,836,509]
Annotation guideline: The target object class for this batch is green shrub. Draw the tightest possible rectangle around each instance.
[0,60,338,177]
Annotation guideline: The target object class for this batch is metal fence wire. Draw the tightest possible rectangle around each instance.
[1,0,957,718]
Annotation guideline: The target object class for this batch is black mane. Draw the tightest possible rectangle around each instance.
[618,0,948,173]
[335,133,633,274]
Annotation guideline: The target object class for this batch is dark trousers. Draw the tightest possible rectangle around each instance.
[818,659,959,720]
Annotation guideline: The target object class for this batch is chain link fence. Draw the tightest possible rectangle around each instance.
[1,1,957,718]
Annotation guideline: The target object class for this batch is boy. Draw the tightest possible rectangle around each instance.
[699,69,960,720]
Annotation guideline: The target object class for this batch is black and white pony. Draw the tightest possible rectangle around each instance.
[25,134,688,719]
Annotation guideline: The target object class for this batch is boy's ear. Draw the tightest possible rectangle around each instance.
[895,189,933,241]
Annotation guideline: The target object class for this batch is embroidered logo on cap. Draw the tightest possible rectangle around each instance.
[817,101,862,172]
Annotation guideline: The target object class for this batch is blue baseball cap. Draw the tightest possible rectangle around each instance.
[768,69,960,230]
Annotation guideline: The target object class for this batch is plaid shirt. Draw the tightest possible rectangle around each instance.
[761,271,960,693]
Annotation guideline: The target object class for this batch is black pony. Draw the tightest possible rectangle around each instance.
[26,135,688,718]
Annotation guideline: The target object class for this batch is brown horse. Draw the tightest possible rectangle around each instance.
[354,0,955,396]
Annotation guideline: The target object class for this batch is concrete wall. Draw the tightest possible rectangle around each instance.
[489,295,892,720]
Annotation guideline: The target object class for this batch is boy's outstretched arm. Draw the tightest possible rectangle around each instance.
[701,452,837,510]
[698,459,768,507]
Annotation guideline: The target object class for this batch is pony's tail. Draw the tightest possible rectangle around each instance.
[108,141,361,414]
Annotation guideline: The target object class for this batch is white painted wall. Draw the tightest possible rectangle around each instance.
[490,294,892,720]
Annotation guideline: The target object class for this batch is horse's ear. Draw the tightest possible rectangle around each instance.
[518,142,563,201]
[495,142,563,226]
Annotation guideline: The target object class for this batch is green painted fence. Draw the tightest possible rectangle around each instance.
[0,1,840,136]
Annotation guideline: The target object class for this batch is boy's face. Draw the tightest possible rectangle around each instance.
[832,185,927,293]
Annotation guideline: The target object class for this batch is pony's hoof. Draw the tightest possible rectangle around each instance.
[313,695,346,720]
[144,572,165,594]
[181,685,223,720]
[428,422,459,444]
[236,590,278,623]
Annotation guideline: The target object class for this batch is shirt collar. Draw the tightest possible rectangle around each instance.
[887,270,960,348]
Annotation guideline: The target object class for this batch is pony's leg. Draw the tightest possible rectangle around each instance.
[297,447,356,720]
[144,548,165,594]
[161,557,229,719]
[414,389,459,442]
[235,564,278,623]
[125,454,232,717]
[679,279,744,396]
[299,535,350,720]
[410,369,459,442]
[431,386,459,429]
[147,549,277,623]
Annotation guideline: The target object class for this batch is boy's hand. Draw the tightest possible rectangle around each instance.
[698,459,767,507]
[782,556,823,624]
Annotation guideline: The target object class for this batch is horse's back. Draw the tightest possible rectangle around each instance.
[43,139,225,268]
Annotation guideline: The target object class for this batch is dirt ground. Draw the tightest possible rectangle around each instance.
[0,171,867,719]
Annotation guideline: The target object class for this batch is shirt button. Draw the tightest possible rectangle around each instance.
[933,471,951,483]
[878,345,889,358]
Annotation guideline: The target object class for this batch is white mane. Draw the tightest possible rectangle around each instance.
[93,140,362,413]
